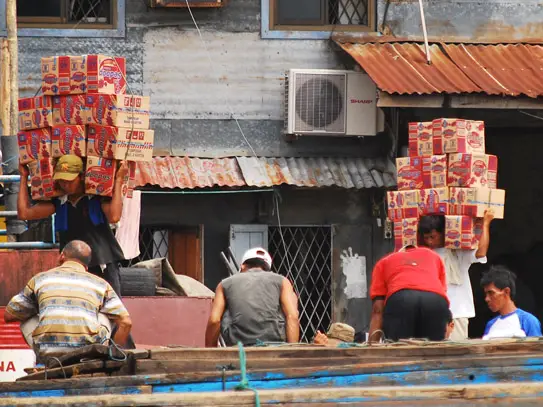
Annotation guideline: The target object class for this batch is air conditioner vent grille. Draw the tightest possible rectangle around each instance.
[294,73,346,133]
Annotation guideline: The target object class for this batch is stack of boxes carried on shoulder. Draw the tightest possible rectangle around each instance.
[17,55,153,200]
[388,119,505,251]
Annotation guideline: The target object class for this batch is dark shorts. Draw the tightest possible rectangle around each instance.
[383,289,449,342]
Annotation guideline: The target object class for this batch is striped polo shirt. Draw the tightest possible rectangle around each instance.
[6,261,129,353]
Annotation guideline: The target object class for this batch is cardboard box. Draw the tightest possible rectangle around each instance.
[52,95,88,125]
[447,153,498,189]
[433,118,485,155]
[444,215,483,250]
[28,158,62,201]
[387,190,419,221]
[422,155,447,189]
[121,161,137,198]
[85,94,150,129]
[396,156,423,190]
[87,125,154,162]
[449,187,505,219]
[408,122,433,157]
[17,128,52,164]
[419,188,449,216]
[394,218,419,251]
[41,55,87,96]
[18,96,53,131]
[86,55,126,95]
[85,156,116,197]
[51,125,86,158]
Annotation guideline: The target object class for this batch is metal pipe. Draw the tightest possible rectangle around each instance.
[0,211,18,217]
[418,0,431,64]
[0,242,58,249]
[0,175,20,182]
[0,227,27,235]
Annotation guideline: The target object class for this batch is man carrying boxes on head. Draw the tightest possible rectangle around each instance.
[17,155,128,298]
[418,211,494,341]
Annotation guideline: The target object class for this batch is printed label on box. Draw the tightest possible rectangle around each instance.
[17,128,52,164]
[85,156,116,197]
[51,125,86,158]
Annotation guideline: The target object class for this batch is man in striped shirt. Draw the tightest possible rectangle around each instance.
[4,240,132,356]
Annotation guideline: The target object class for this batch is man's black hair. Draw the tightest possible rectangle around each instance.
[418,215,445,235]
[480,265,517,300]
[446,309,453,324]
[243,258,271,271]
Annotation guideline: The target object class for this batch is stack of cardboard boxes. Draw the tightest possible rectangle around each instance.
[17,54,153,200]
[388,119,506,250]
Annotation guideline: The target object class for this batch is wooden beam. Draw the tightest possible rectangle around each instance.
[377,92,543,109]
[0,39,9,135]
[6,0,18,136]
[3,382,543,406]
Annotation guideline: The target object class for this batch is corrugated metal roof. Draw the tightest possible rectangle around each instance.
[135,157,396,190]
[441,44,543,98]
[236,157,396,189]
[337,42,543,98]
[135,156,246,189]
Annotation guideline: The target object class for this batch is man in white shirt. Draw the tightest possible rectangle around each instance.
[418,210,494,340]
[481,265,541,339]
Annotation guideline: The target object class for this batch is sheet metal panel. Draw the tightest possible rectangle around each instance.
[136,156,396,189]
[135,157,246,189]
[338,41,543,98]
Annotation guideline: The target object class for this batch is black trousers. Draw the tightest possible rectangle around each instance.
[88,262,135,349]
[383,289,449,342]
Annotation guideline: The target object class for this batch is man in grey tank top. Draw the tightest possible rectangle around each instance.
[205,247,299,347]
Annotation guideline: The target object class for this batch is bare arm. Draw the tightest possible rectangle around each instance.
[111,314,132,347]
[368,299,385,344]
[101,161,128,224]
[280,278,300,343]
[4,309,19,323]
[205,283,226,347]
[17,164,56,220]
[476,209,494,259]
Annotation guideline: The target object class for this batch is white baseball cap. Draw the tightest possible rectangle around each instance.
[241,247,272,270]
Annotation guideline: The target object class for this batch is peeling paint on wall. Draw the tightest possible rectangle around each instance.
[341,247,367,299]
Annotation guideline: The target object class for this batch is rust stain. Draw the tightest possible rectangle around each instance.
[337,41,543,98]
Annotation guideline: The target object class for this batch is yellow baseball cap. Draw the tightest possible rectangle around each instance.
[53,155,84,181]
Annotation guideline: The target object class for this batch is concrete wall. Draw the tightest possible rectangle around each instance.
[377,0,543,42]
[140,187,391,290]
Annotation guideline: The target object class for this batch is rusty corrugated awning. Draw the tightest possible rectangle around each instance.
[337,42,543,98]
[135,156,396,190]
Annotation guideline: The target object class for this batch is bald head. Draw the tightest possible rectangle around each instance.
[61,240,92,266]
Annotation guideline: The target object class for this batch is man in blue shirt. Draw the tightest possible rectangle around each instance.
[481,265,541,339]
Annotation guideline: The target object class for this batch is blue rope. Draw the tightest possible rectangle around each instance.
[235,342,261,407]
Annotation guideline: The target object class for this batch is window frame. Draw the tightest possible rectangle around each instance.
[262,0,376,40]
[0,0,125,38]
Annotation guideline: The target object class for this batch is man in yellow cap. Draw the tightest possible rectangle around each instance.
[17,155,128,300]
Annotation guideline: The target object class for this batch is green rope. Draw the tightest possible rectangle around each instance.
[235,342,261,407]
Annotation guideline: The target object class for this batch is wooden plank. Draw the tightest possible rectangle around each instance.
[129,353,543,376]
[7,360,543,397]
[2,382,543,406]
[149,339,543,360]
[19,361,125,381]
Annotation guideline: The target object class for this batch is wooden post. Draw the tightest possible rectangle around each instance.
[0,38,10,136]
[3,0,22,240]
[6,0,18,136]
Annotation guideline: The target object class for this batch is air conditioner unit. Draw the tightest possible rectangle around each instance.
[285,69,380,137]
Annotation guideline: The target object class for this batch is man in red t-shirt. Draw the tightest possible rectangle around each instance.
[368,245,449,342]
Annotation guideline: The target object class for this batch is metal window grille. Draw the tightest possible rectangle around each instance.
[69,0,112,24]
[127,228,169,266]
[328,0,369,26]
[268,226,332,342]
